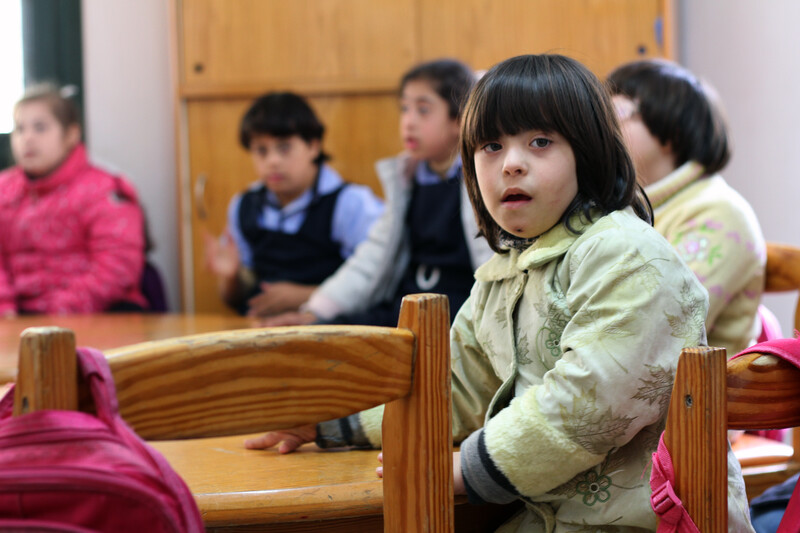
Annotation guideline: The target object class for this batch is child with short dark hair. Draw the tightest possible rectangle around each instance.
[248,55,753,531]
[0,83,147,315]
[607,59,765,357]
[262,58,492,328]
[205,92,383,316]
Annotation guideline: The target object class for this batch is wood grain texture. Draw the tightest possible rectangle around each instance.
[0,314,252,383]
[383,294,453,533]
[728,352,800,430]
[764,242,800,331]
[663,346,728,533]
[13,328,77,416]
[104,325,414,440]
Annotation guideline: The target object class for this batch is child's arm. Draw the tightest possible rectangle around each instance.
[0,257,16,317]
[304,155,413,320]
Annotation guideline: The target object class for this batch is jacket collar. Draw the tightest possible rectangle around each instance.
[644,161,705,210]
[475,212,596,282]
[24,144,90,194]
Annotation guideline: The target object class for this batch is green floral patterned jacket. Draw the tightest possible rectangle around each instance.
[447,209,753,532]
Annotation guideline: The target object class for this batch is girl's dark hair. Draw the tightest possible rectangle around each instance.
[607,59,730,175]
[15,83,81,130]
[239,92,329,165]
[400,59,476,119]
[461,54,651,253]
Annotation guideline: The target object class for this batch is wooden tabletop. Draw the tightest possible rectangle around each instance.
[152,436,517,533]
[0,313,252,383]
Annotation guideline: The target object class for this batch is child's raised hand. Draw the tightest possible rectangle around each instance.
[246,282,316,318]
[204,229,240,279]
[243,425,317,454]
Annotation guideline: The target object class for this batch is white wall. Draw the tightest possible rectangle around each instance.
[680,0,800,335]
[81,0,179,310]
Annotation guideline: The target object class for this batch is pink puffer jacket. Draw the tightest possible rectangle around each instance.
[0,144,147,314]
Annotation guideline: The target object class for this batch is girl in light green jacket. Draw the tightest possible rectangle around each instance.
[247,54,753,532]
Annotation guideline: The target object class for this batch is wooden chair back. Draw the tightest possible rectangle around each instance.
[731,242,800,499]
[664,345,800,531]
[13,293,454,533]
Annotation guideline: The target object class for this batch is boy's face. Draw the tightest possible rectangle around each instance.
[249,133,320,207]
[11,100,80,177]
[612,95,675,186]
[399,80,460,170]
[474,129,577,239]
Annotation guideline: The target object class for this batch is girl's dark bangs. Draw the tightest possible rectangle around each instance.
[471,74,560,145]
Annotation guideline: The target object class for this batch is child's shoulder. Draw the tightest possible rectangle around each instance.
[571,208,689,271]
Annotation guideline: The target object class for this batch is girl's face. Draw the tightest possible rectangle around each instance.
[249,133,320,207]
[11,100,80,177]
[612,95,675,186]
[474,129,578,239]
[399,80,460,173]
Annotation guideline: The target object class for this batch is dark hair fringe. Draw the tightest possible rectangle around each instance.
[399,58,477,119]
[239,92,330,166]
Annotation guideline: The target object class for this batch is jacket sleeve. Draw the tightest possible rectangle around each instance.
[43,179,145,313]
[306,156,409,320]
[461,228,709,502]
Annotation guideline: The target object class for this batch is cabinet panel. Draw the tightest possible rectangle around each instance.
[180,0,418,92]
[420,0,666,76]
[186,94,400,313]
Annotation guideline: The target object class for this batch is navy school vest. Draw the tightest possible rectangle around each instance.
[396,174,475,317]
[238,183,347,289]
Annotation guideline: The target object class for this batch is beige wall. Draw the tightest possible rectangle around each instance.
[82,0,178,310]
[680,0,800,335]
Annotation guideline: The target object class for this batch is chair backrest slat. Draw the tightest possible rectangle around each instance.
[104,326,415,440]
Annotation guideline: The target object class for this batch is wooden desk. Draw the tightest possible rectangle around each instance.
[152,435,519,532]
[0,313,251,383]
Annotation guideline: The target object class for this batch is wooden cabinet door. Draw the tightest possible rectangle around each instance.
[420,0,669,76]
[179,0,419,95]
[186,95,400,314]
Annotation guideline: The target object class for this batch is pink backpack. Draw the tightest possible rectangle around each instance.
[0,347,204,532]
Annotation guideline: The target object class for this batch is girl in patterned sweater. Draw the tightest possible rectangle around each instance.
[247,55,753,532]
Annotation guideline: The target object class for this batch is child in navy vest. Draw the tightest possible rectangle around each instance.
[205,92,383,316]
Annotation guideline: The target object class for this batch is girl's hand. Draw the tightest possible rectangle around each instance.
[244,425,317,454]
[204,229,240,279]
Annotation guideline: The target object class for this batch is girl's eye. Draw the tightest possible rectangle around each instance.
[531,138,551,148]
[481,142,502,153]
[418,106,430,116]
[255,146,267,157]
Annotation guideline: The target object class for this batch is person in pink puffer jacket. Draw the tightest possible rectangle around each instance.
[0,84,146,316]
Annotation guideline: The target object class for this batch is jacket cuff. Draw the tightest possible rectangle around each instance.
[304,292,343,321]
[460,429,519,505]
[315,414,374,449]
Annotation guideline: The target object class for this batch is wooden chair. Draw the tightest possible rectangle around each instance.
[13,293,455,533]
[663,344,800,531]
[732,242,800,499]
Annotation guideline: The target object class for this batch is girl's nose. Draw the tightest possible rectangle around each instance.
[502,148,527,176]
